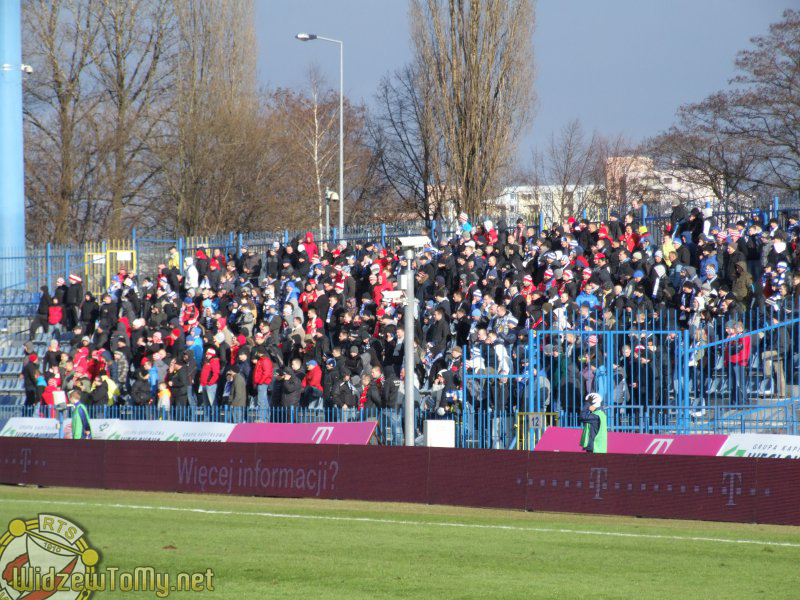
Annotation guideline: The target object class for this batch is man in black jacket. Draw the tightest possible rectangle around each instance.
[167,359,190,410]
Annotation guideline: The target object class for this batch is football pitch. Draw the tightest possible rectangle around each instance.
[1,486,799,599]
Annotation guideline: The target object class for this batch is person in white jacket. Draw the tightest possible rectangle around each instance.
[183,257,199,292]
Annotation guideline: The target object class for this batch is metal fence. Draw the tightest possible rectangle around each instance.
[458,313,800,447]
[0,218,461,297]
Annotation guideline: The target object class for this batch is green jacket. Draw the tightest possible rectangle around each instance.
[580,408,607,453]
[71,402,92,440]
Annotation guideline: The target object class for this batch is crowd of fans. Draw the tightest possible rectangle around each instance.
[19,202,800,433]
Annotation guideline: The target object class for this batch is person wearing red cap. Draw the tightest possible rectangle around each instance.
[22,353,39,408]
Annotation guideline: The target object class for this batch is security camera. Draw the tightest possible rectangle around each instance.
[397,236,431,251]
[21,64,33,75]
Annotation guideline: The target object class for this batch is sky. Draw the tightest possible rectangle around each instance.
[255,0,792,158]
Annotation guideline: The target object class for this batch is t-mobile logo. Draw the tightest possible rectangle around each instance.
[20,448,32,473]
[722,472,743,506]
[590,467,608,500]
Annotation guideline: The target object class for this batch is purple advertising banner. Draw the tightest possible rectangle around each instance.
[534,427,728,456]
[0,438,798,525]
[227,422,377,445]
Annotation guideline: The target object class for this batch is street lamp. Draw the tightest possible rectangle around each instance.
[295,32,344,235]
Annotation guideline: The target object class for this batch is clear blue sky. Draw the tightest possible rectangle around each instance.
[255,0,791,156]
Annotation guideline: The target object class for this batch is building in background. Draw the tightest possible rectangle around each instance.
[606,156,717,215]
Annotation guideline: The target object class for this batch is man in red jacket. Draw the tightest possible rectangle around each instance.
[301,360,324,409]
[252,351,273,412]
[199,348,221,407]
[724,320,751,406]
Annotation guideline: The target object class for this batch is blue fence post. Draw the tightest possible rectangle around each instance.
[131,227,138,273]
[431,219,437,242]
[46,243,52,291]
[538,212,544,235]
[582,208,587,219]
[462,346,469,449]
[64,248,69,282]
[283,230,288,245]
[772,195,779,220]
[228,232,234,254]
[177,238,184,275]
[332,227,337,243]
[238,232,243,253]
[604,332,615,430]
[381,224,386,248]
[680,328,691,433]
[641,203,648,226]
[527,334,535,414]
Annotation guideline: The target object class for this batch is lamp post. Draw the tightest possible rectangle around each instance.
[295,33,344,234]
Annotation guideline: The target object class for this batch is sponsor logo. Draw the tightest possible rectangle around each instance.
[644,438,674,454]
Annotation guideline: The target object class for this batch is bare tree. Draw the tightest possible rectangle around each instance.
[90,0,175,239]
[156,0,270,236]
[23,0,102,245]
[529,119,605,224]
[411,0,536,218]
[646,99,763,213]
[723,9,800,192]
[369,62,446,221]
[650,10,799,200]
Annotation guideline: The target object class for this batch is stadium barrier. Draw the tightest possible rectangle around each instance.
[1,437,798,526]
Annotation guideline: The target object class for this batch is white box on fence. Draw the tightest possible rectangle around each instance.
[423,420,455,448]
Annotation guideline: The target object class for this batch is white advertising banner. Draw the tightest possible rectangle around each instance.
[0,418,61,438]
[718,434,800,459]
[0,417,234,443]
[96,420,234,442]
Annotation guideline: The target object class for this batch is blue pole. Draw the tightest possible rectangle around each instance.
[178,238,184,274]
[46,243,52,290]
[641,204,648,226]
[0,1,26,288]
[64,248,69,283]
[772,195,779,220]
[381,223,386,248]
[131,226,138,274]
[332,227,337,243]
[228,232,234,254]
[538,211,544,235]
[527,334,535,414]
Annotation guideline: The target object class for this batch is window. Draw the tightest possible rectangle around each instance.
[662,177,673,184]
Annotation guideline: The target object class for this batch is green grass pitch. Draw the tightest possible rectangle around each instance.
[0,485,798,599]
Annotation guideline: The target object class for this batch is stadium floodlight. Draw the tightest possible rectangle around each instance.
[294,32,344,234]
[396,236,430,447]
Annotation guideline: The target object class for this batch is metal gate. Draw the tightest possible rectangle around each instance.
[83,240,137,295]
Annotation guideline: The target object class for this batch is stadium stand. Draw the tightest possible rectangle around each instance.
[0,203,799,447]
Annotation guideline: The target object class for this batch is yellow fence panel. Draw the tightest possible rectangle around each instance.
[82,240,137,296]
[516,412,559,451]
